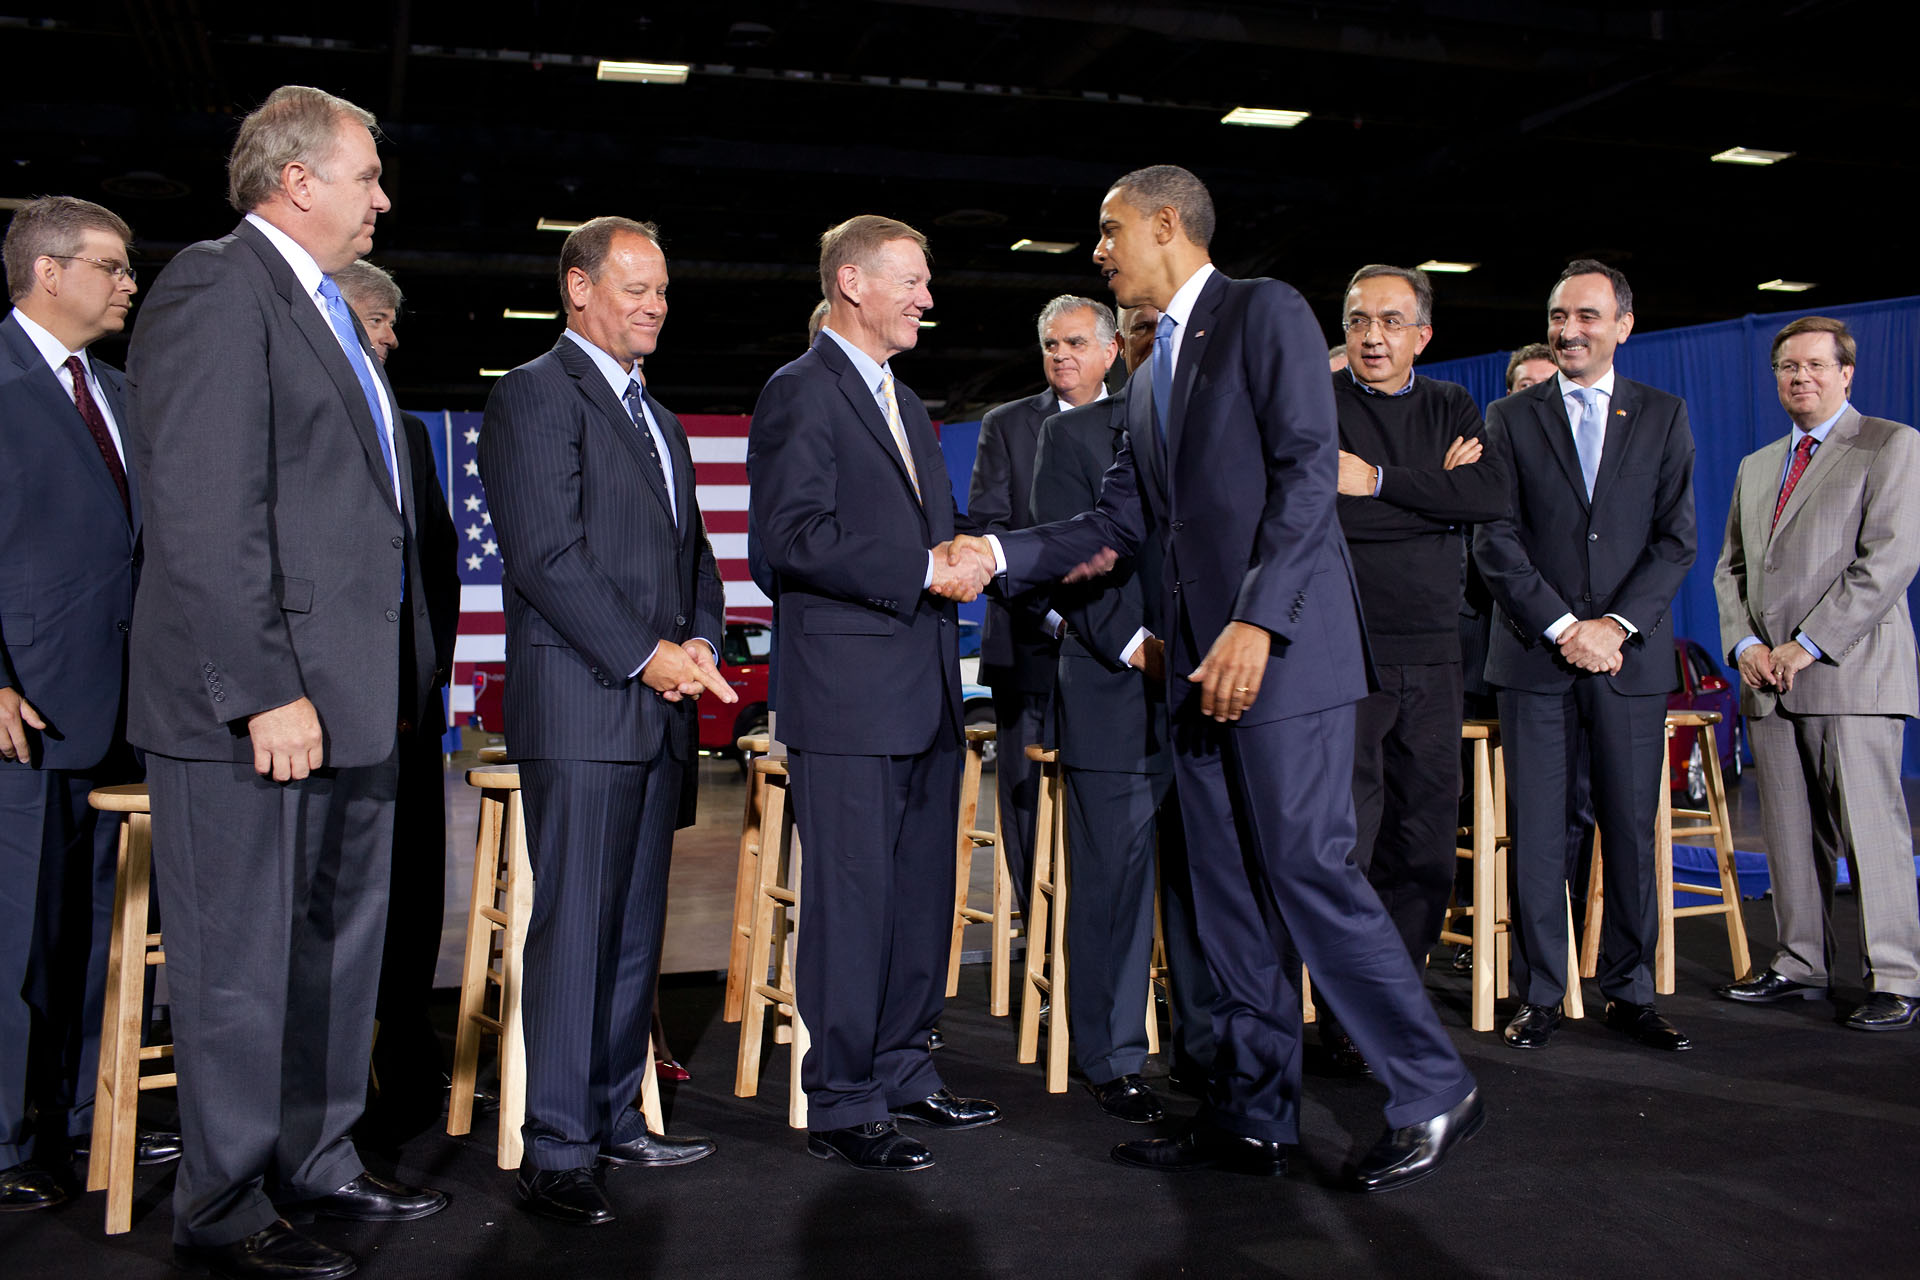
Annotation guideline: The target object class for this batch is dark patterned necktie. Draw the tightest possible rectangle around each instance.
[64,355,130,517]
[1772,433,1817,531]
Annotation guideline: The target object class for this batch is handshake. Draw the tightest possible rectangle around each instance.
[929,535,997,602]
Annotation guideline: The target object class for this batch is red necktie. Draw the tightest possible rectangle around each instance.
[1771,433,1816,532]
[64,355,131,518]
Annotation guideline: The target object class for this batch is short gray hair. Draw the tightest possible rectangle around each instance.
[4,195,134,302]
[807,298,830,345]
[557,216,662,309]
[1035,295,1116,348]
[332,259,401,314]
[1110,164,1215,250]
[1345,264,1433,327]
[228,85,379,213]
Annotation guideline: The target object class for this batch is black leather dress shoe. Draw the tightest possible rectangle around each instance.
[515,1166,614,1225]
[1349,1087,1485,1193]
[73,1127,184,1166]
[0,1162,69,1213]
[307,1172,447,1222]
[1845,992,1920,1031]
[1604,1000,1692,1051]
[891,1088,1002,1130]
[1320,1025,1373,1077]
[1111,1125,1287,1176]
[174,1220,357,1279]
[1715,968,1828,1004]
[1502,1002,1562,1049]
[1087,1074,1165,1124]
[599,1126,716,1168]
[807,1121,935,1171]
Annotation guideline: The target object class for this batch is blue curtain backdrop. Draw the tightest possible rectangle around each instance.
[1423,294,1920,773]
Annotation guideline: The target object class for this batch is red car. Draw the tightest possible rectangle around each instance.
[698,615,773,754]
[1668,637,1745,804]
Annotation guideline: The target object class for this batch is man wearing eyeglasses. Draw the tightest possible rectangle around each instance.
[1712,316,1920,1031]
[1320,265,1504,1072]
[1,196,175,1212]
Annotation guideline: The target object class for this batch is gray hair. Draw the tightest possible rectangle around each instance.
[228,85,379,213]
[1035,295,1116,348]
[557,216,662,309]
[4,195,134,302]
[1109,164,1215,250]
[1345,264,1434,327]
[332,259,401,314]
[807,298,830,345]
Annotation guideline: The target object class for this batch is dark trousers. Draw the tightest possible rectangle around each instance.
[1170,698,1473,1143]
[1154,794,1220,1076]
[788,739,957,1130]
[1351,662,1464,963]
[517,756,680,1170]
[1063,766,1169,1082]
[0,749,137,1167]
[367,719,449,1133]
[990,685,1050,916]
[147,751,396,1246]
[1498,683,1666,1006]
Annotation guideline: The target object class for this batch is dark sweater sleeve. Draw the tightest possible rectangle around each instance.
[1374,385,1507,523]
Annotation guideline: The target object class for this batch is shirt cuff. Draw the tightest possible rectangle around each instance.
[630,639,664,680]
[985,534,1008,576]
[1795,630,1823,661]
[1044,610,1066,640]
[1371,465,1384,497]
[1119,628,1153,667]
[1544,613,1576,643]
[923,551,935,590]
[1733,636,1765,662]
[1605,613,1638,636]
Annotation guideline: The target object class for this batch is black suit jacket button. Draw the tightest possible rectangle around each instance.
[204,662,216,673]
[117,620,130,632]
[1588,533,1598,542]
[675,614,687,628]
[1172,520,1185,531]
[391,536,405,549]
[386,609,399,622]
[212,692,225,703]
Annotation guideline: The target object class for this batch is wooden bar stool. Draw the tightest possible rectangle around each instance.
[1578,711,1752,993]
[725,732,774,1023]
[85,783,175,1235]
[733,755,809,1129]
[1016,745,1070,1092]
[950,724,1021,1014]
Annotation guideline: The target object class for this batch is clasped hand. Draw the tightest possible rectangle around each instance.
[644,640,738,704]
[1558,618,1625,675]
[1738,639,1812,693]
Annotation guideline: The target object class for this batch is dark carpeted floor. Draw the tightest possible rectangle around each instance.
[6,894,1919,1280]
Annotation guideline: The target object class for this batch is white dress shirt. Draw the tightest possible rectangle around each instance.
[11,308,125,463]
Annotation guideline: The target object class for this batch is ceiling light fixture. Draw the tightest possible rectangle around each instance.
[1416,260,1480,274]
[1221,106,1310,129]
[596,60,691,85]
[1010,238,1077,254]
[1711,146,1793,166]
[502,308,562,320]
[535,218,586,232]
[1757,279,1816,293]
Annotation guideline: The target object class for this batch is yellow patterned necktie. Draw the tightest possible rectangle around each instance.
[880,370,923,503]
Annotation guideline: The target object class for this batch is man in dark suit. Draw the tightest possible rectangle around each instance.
[334,260,461,1139]
[1,196,176,1212]
[969,295,1118,912]
[1028,301,1218,1124]
[128,86,445,1277]
[1474,259,1698,1053]
[479,217,729,1224]
[952,166,1480,1192]
[748,214,1001,1173]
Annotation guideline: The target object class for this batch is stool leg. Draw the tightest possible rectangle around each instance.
[88,813,132,1199]
[100,812,152,1234]
[735,780,788,1098]
[639,1034,665,1135]
[1705,740,1753,980]
[1655,754,1676,996]
[949,741,983,998]
[1561,889,1585,1020]
[1017,768,1053,1067]
[1579,834,1604,980]
[497,792,534,1171]
[725,768,766,1023]
[448,793,502,1138]
[990,843,1013,1017]
[1470,738,1496,1033]
[1045,771,1070,1094]
[787,1004,810,1131]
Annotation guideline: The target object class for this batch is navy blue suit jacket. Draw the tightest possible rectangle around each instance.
[478,335,724,765]
[0,312,140,771]
[970,388,1062,692]
[748,332,978,756]
[1001,272,1369,725]
[1474,375,1696,696]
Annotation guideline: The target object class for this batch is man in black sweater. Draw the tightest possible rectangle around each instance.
[1332,265,1506,1010]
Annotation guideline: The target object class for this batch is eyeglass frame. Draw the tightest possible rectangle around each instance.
[47,254,138,284]
[1771,360,1843,378]
[1343,313,1425,335]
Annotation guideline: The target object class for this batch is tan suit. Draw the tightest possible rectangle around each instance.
[1714,405,1920,994]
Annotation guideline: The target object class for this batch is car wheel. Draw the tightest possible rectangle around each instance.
[965,704,997,770]
[1684,736,1708,806]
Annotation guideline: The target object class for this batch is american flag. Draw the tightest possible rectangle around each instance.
[445,408,768,733]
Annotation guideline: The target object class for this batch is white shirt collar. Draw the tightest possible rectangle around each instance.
[563,327,642,402]
[821,324,892,396]
[1162,261,1217,332]
[10,308,85,375]
[1056,385,1110,415]
[1556,365,1616,403]
[244,211,328,302]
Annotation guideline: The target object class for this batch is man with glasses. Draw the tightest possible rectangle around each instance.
[1321,265,1504,1072]
[1712,316,1920,1031]
[2,196,175,1211]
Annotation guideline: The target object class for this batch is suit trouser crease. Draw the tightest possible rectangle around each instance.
[789,741,957,1130]
[518,756,680,1169]
[148,753,395,1246]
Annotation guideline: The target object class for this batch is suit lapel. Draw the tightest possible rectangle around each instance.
[96,363,141,532]
[1772,405,1857,540]
[0,317,132,528]
[1530,381,1589,508]
[554,337,676,527]
[650,393,697,543]
[1165,271,1226,465]
[1587,378,1638,506]
[1746,436,1789,545]
[834,354,928,520]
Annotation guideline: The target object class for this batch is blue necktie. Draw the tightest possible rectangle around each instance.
[1571,386,1604,498]
[318,275,399,499]
[1151,313,1176,447]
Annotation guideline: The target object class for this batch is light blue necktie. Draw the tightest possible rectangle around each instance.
[1151,313,1176,448]
[1571,385,1604,498]
[317,274,399,498]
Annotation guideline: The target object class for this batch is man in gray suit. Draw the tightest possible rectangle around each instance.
[129,85,444,1278]
[479,217,730,1224]
[1712,315,1920,1031]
